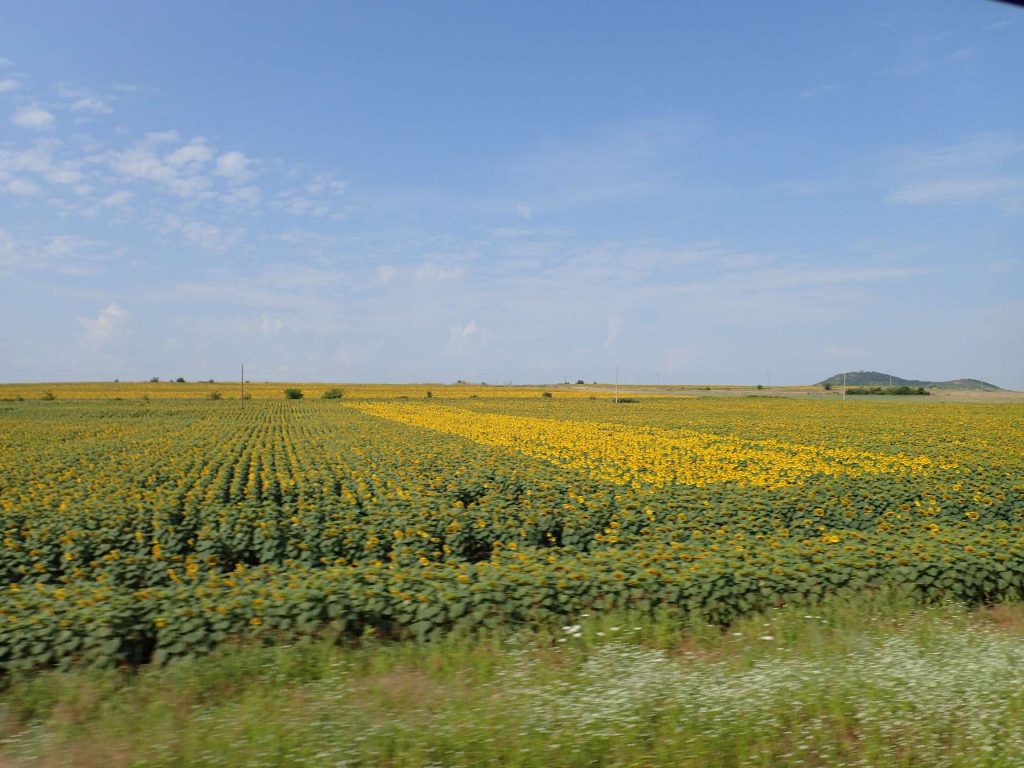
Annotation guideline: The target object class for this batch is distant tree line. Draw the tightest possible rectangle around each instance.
[846,386,930,396]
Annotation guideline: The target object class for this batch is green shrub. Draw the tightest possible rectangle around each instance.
[283,388,304,400]
[321,389,344,400]
[207,391,222,400]
[542,392,553,398]
[40,390,56,401]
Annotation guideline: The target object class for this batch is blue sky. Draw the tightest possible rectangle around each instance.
[1,1,1021,387]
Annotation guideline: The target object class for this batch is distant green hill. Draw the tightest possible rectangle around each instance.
[817,371,1002,391]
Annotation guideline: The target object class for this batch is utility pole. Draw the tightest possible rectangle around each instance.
[240,363,245,408]
[615,366,619,404]
[842,371,846,401]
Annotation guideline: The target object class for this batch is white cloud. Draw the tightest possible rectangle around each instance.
[511,120,698,212]
[4,178,40,195]
[449,319,492,349]
[100,190,134,207]
[797,83,836,100]
[70,96,112,114]
[77,303,128,348]
[304,173,346,195]
[897,134,1022,173]
[886,177,1024,206]
[106,136,215,198]
[376,265,398,282]
[0,78,20,93]
[416,261,465,281]
[0,228,17,267]
[215,151,251,180]
[166,139,214,167]
[222,185,261,207]
[606,315,622,345]
[0,58,12,69]
[11,106,55,129]
[165,216,246,253]
[517,203,532,219]
[106,144,177,183]
[274,191,329,217]
[259,314,284,336]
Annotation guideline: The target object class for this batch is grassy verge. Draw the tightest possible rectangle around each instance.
[3,590,1024,767]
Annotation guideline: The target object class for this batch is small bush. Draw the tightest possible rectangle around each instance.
[242,393,252,400]
[40,390,56,401]
[149,377,159,383]
[615,397,640,404]
[283,388,304,400]
[321,388,344,399]
[757,384,764,390]
[823,383,833,390]
[207,391,222,400]
[175,377,186,383]
[576,379,585,385]
[542,392,553,398]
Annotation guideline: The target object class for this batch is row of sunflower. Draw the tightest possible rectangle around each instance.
[0,396,1021,670]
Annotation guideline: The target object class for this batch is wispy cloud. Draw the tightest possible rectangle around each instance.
[883,134,1024,213]
[77,303,128,349]
[508,119,699,213]
[449,319,493,351]
[797,83,837,100]
[887,177,1024,205]
[11,106,55,129]
[416,262,465,282]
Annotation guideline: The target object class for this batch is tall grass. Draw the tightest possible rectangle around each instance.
[3,590,1024,767]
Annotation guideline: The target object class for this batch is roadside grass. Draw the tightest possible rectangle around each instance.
[4,590,1024,767]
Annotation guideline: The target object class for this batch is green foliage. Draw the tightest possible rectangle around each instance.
[542,392,553,398]
[283,388,304,400]
[206,391,222,400]
[321,388,344,400]
[39,390,56,401]
[0,398,1020,672]
[9,594,1024,767]
[847,386,929,396]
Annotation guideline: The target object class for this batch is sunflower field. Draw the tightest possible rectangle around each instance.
[1,393,1022,671]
